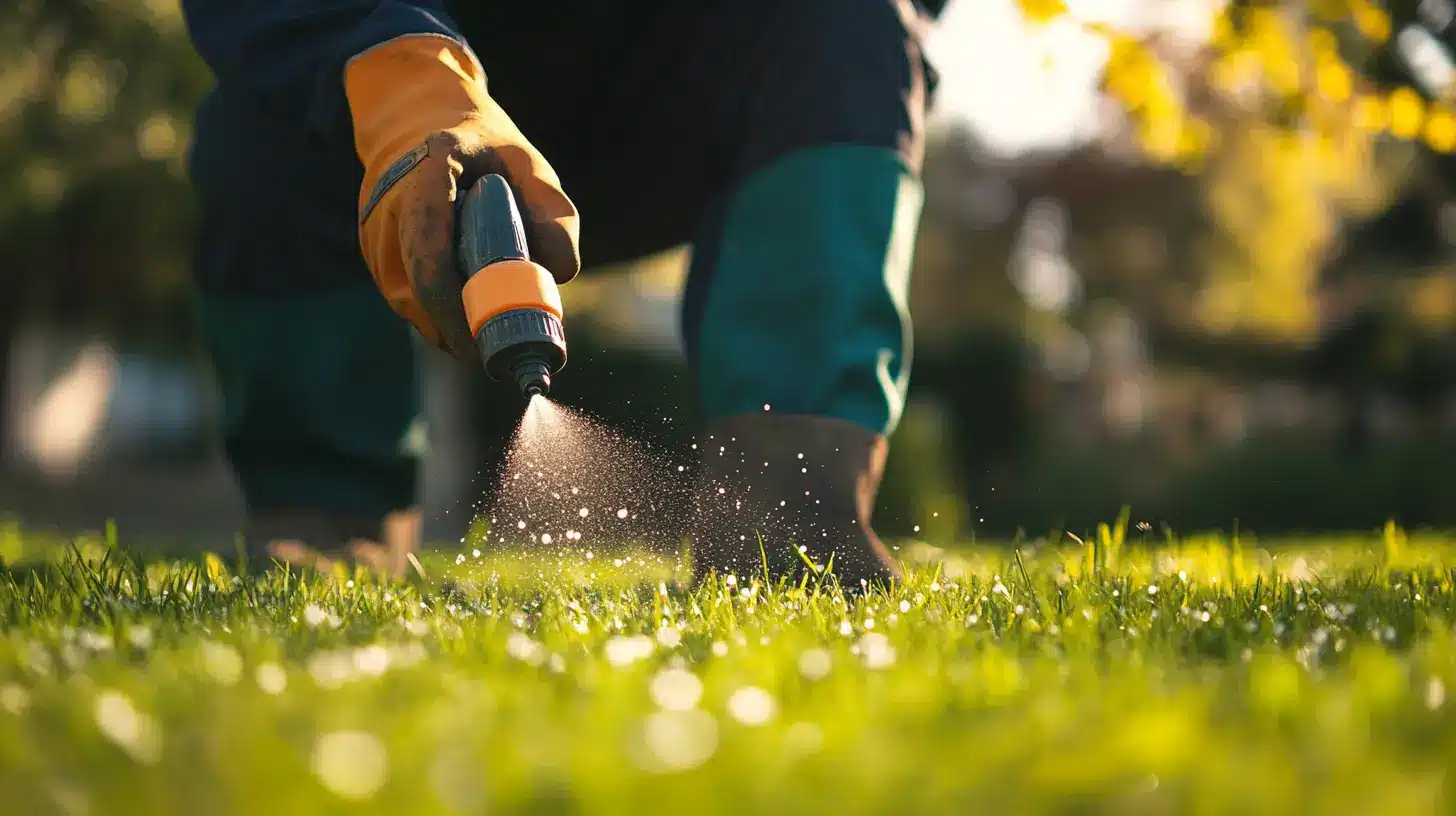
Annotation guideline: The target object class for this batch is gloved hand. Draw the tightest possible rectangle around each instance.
[344,34,579,361]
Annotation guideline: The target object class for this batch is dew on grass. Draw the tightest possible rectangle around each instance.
[0,684,30,715]
[354,645,391,677]
[126,625,153,650]
[859,633,896,669]
[727,687,776,726]
[200,641,242,686]
[308,651,355,689]
[605,635,655,667]
[1428,677,1446,710]
[650,668,703,712]
[506,633,547,667]
[95,690,162,765]
[303,604,327,628]
[639,709,718,773]
[256,663,288,695]
[798,648,832,681]
[312,731,388,801]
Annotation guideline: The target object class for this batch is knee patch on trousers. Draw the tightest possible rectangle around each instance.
[195,286,423,517]
[690,145,922,437]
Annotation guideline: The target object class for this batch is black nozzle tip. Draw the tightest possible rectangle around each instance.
[513,357,552,399]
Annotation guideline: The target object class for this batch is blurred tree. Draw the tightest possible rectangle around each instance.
[0,0,212,458]
[1009,0,1454,340]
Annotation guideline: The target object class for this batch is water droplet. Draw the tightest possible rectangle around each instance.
[726,687,777,726]
[94,690,162,765]
[798,649,832,680]
[312,731,388,800]
[640,709,718,772]
[651,668,703,712]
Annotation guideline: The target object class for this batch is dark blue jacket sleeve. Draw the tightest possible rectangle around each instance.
[181,1,471,144]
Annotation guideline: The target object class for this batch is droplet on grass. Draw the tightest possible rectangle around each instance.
[727,687,777,725]
[256,663,288,695]
[303,604,327,628]
[126,625,154,650]
[0,684,30,715]
[94,690,162,765]
[201,641,243,686]
[1428,677,1447,710]
[506,633,548,667]
[312,731,388,801]
[650,668,703,712]
[858,633,896,669]
[605,635,655,666]
[308,651,355,689]
[640,709,718,772]
[354,645,391,677]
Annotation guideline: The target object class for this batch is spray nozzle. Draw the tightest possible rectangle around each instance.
[512,354,553,398]
[457,175,568,400]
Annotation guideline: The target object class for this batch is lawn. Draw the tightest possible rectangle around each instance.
[1,521,1454,814]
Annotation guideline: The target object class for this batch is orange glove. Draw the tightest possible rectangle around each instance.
[344,35,579,360]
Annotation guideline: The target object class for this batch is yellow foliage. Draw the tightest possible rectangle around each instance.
[1101,34,1164,111]
[1309,0,1354,22]
[1424,105,1456,152]
[1017,0,1421,338]
[1210,50,1259,99]
[1307,27,1340,57]
[1316,57,1353,103]
[1388,86,1426,139]
[1245,8,1303,96]
[1351,0,1392,44]
[1016,0,1067,25]
[1352,94,1388,131]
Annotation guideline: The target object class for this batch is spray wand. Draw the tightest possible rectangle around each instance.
[458,174,568,398]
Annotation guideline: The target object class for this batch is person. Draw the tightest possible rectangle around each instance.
[179,0,943,586]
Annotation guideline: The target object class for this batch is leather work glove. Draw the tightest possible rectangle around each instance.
[344,35,580,361]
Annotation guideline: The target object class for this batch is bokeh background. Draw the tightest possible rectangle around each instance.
[0,0,1453,549]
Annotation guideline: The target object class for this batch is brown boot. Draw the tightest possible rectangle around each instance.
[244,507,421,580]
[689,414,901,589]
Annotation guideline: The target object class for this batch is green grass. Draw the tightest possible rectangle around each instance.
[2,521,1456,814]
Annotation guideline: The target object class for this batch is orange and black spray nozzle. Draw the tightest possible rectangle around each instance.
[458,174,567,398]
